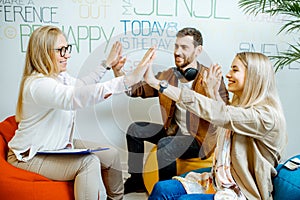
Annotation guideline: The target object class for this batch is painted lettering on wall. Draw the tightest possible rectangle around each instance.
[20,24,115,53]
[119,19,177,51]
[122,0,230,19]
[0,0,59,23]
[72,0,111,19]
[239,42,299,70]
[246,13,289,24]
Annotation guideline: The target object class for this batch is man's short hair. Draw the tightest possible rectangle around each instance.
[176,27,203,47]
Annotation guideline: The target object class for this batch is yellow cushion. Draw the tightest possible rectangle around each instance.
[143,145,214,194]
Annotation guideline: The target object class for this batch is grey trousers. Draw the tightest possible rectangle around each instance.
[7,139,124,200]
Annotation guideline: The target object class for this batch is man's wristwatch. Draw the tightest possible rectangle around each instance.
[102,60,111,70]
[159,80,169,93]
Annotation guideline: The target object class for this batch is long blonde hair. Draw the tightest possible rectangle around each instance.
[16,25,63,122]
[231,52,286,128]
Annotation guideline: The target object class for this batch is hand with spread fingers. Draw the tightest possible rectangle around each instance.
[124,46,156,87]
[202,64,223,101]
[105,41,123,69]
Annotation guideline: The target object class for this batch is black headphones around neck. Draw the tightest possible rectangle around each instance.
[181,67,198,81]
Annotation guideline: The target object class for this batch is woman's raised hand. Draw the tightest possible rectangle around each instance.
[125,46,156,86]
[144,61,159,88]
[105,41,123,69]
[202,64,223,100]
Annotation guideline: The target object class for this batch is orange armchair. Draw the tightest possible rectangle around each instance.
[0,116,74,200]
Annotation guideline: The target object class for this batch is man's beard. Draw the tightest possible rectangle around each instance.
[175,56,192,72]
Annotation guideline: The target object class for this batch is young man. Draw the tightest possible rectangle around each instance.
[113,27,229,194]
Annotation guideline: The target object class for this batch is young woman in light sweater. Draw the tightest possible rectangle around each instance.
[145,52,287,200]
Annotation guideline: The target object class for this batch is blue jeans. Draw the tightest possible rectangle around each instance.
[148,179,214,200]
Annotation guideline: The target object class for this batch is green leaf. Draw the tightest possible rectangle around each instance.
[238,0,300,71]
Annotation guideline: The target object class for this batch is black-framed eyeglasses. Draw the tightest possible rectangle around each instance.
[54,44,72,57]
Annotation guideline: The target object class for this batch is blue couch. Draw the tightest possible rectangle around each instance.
[273,154,300,200]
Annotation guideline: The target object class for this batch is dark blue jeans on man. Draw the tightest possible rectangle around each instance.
[124,121,201,193]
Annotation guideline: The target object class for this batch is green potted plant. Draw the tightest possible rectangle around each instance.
[238,0,300,72]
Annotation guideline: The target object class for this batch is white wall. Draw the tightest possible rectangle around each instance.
[0,0,299,165]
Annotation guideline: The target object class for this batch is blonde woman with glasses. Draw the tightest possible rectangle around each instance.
[7,25,155,200]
